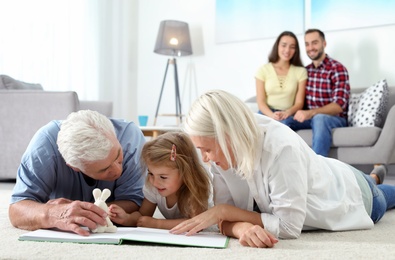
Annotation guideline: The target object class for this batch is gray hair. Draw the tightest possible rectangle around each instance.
[57,110,116,169]
[183,90,260,179]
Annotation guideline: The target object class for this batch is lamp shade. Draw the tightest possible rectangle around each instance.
[154,20,193,57]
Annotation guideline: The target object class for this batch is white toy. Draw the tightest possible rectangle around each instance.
[90,188,117,233]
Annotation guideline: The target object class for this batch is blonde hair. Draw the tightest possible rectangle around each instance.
[57,110,116,169]
[141,132,211,218]
[184,90,260,179]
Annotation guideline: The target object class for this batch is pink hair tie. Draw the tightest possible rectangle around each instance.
[170,144,177,161]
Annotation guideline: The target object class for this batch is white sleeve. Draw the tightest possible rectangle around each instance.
[210,165,235,206]
[142,184,157,204]
[210,164,251,210]
[260,145,308,239]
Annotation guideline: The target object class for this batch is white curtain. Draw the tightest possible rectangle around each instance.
[0,0,138,120]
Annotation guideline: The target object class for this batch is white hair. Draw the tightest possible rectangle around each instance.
[183,90,260,179]
[57,110,116,169]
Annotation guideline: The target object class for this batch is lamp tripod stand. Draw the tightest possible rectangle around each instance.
[153,58,182,126]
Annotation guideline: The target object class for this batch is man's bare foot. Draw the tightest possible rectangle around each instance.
[370,165,387,185]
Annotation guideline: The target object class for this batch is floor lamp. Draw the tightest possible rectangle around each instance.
[153,20,193,126]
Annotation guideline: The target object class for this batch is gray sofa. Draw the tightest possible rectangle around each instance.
[0,90,113,180]
[245,86,395,168]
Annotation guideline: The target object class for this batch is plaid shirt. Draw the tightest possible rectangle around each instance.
[306,55,350,118]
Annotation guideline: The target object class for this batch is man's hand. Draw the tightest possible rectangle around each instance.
[294,103,343,123]
[9,199,108,236]
[46,200,108,236]
[294,110,313,122]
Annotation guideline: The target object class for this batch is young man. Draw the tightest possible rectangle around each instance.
[285,28,350,157]
[9,110,146,236]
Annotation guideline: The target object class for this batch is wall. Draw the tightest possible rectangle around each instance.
[136,0,395,126]
[97,0,139,121]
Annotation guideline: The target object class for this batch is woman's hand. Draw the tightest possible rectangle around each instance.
[234,222,278,248]
[271,111,282,121]
[171,204,263,236]
[274,110,292,120]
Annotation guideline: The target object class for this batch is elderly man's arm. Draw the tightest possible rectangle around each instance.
[9,199,107,236]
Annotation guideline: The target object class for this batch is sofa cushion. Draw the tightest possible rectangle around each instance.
[297,127,382,147]
[348,79,389,127]
[0,75,43,90]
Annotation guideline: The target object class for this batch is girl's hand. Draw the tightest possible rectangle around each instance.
[137,216,155,227]
[170,206,223,235]
[108,204,128,225]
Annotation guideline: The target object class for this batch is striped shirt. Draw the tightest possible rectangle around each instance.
[305,55,350,118]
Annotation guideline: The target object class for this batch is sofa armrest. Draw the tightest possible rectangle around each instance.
[79,100,113,117]
[337,105,395,164]
[245,96,259,113]
[372,105,395,163]
[0,90,79,179]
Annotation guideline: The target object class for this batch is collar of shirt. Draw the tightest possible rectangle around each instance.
[307,54,330,70]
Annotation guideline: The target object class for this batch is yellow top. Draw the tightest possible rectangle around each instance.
[255,63,307,110]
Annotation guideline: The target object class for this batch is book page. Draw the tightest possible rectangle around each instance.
[19,227,229,248]
[120,227,228,248]
[19,228,121,244]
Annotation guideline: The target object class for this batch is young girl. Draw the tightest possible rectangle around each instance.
[109,131,211,230]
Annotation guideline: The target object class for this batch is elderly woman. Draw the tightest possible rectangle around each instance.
[171,89,393,248]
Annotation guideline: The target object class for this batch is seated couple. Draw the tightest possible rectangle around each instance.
[255,28,348,157]
[256,29,385,176]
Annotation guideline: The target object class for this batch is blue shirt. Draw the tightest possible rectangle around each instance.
[10,119,146,206]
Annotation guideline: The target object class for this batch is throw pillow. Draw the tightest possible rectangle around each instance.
[0,75,43,90]
[348,79,389,127]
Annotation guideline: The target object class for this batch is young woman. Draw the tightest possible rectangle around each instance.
[109,132,211,230]
[171,89,393,248]
[255,31,307,123]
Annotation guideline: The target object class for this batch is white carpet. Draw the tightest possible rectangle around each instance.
[1,182,395,260]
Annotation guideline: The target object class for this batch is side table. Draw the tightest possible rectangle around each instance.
[139,126,181,138]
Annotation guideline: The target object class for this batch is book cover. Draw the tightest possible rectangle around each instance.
[19,227,229,249]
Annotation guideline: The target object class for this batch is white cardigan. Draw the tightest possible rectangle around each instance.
[211,114,373,239]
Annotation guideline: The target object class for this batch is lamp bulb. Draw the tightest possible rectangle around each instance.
[169,38,179,46]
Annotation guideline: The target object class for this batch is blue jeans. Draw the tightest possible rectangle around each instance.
[362,173,395,223]
[258,109,308,129]
[282,114,347,157]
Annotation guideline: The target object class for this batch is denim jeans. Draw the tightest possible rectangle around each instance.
[258,108,311,131]
[362,173,395,223]
[282,114,347,157]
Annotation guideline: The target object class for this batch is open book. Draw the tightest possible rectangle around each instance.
[19,227,229,249]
